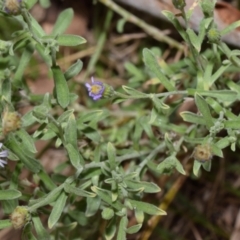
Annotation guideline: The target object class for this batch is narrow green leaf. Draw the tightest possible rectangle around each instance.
[126,224,142,234]
[28,185,64,211]
[221,20,240,36]
[122,85,147,98]
[198,18,212,47]
[64,183,95,198]
[77,109,110,125]
[21,111,36,127]
[215,137,230,149]
[29,14,46,37]
[57,34,86,46]
[5,135,42,173]
[65,114,77,148]
[202,160,212,172]
[0,189,21,200]
[51,66,70,108]
[193,160,201,177]
[162,11,188,41]
[64,59,83,80]
[164,133,176,152]
[68,211,87,226]
[22,223,37,240]
[0,219,12,229]
[188,89,238,102]
[91,186,123,210]
[1,78,11,102]
[13,43,34,87]
[175,159,186,175]
[124,180,160,193]
[143,48,175,91]
[32,215,50,240]
[105,217,117,240]
[211,144,223,158]
[225,120,240,129]
[210,64,230,86]
[65,143,84,169]
[38,170,57,191]
[107,142,116,170]
[58,109,74,123]
[134,209,144,223]
[48,191,68,229]
[51,8,74,36]
[195,94,214,129]
[205,97,223,114]
[186,28,200,52]
[16,129,37,153]
[181,110,206,125]
[128,199,166,215]
[35,44,52,66]
[85,196,101,217]
[117,216,128,240]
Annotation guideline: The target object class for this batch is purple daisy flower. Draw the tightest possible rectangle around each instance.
[0,143,8,168]
[85,77,105,100]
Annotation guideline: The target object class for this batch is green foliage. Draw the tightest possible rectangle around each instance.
[0,0,240,239]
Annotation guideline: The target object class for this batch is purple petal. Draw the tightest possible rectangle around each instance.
[85,83,91,91]
[0,150,8,158]
[91,76,95,83]
[0,143,2,149]
[0,159,7,168]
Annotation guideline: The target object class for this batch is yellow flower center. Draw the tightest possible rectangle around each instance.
[91,85,102,94]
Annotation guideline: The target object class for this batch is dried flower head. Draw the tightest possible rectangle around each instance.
[193,144,212,163]
[0,143,8,168]
[10,206,30,229]
[4,0,22,15]
[2,110,21,135]
[85,77,105,100]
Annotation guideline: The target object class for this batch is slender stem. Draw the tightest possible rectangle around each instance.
[182,11,204,72]
[136,143,166,174]
[84,150,150,170]
[115,90,187,99]
[98,0,184,50]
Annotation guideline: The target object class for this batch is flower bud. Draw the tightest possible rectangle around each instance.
[193,144,212,163]
[200,0,216,17]
[2,110,21,135]
[4,0,22,15]
[207,28,221,44]
[10,206,30,229]
[172,0,186,10]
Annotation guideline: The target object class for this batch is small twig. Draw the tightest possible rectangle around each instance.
[98,0,184,50]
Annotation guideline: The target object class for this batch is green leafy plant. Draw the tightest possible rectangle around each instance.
[0,0,240,239]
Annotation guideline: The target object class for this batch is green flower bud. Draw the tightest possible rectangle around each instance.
[207,28,221,44]
[172,0,186,10]
[200,0,216,17]
[10,206,30,229]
